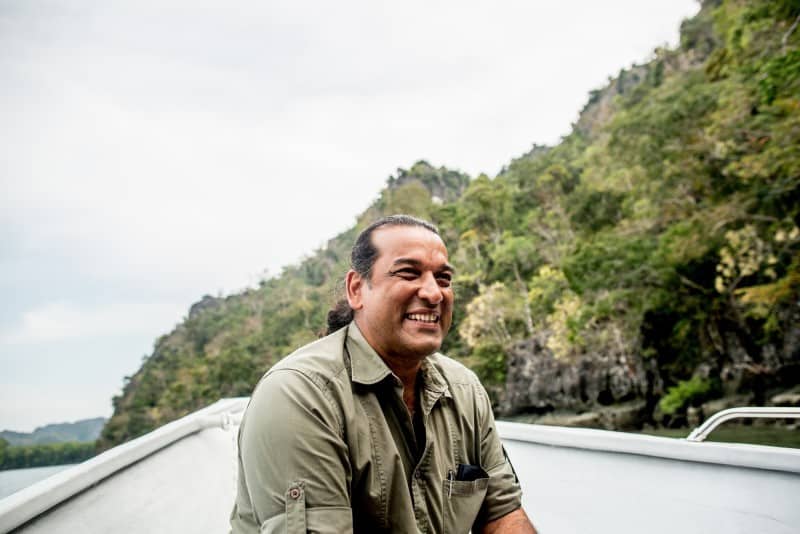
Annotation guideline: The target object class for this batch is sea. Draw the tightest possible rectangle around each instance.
[0,465,73,500]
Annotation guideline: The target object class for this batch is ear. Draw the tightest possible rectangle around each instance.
[345,270,365,310]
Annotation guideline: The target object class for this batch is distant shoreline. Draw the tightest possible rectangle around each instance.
[0,440,96,471]
[1,417,105,447]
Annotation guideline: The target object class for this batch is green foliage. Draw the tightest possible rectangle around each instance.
[563,233,659,293]
[490,233,542,282]
[680,5,719,56]
[568,189,624,231]
[658,377,715,416]
[457,175,515,237]
[0,440,96,470]
[757,50,800,104]
[467,343,508,387]
[460,283,526,348]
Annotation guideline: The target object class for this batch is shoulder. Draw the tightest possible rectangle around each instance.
[263,327,350,392]
[244,328,351,430]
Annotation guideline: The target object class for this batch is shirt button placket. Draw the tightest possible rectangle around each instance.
[412,470,428,533]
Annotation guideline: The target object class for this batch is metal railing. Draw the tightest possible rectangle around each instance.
[686,407,800,442]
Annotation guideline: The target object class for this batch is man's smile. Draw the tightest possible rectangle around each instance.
[405,313,440,324]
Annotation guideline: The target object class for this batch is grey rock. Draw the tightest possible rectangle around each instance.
[500,334,648,421]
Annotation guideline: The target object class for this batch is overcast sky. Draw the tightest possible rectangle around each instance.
[0,0,699,432]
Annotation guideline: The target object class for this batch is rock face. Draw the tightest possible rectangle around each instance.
[500,300,800,429]
[188,294,223,319]
[500,334,651,423]
[718,302,800,403]
[389,161,470,203]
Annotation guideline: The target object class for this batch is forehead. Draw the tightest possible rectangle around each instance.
[371,225,449,265]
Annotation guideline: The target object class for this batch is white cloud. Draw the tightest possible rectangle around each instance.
[1,301,184,345]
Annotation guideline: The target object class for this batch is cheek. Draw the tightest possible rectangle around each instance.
[442,294,455,321]
[443,291,455,309]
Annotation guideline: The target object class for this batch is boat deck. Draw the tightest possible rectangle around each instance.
[1,399,798,533]
[16,428,236,533]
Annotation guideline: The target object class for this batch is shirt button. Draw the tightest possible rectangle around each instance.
[289,487,302,499]
[414,471,422,479]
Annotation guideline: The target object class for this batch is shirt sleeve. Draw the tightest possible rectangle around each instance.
[474,379,523,525]
[230,369,353,534]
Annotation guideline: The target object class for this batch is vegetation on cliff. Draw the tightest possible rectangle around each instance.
[100,0,800,448]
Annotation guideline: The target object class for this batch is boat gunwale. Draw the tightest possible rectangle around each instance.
[496,420,800,474]
[0,397,249,533]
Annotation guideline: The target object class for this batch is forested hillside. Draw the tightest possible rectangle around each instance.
[100,0,800,449]
[1,417,105,446]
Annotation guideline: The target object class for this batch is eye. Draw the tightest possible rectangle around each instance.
[392,268,419,280]
[436,273,452,288]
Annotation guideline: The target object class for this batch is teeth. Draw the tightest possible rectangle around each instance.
[407,313,439,323]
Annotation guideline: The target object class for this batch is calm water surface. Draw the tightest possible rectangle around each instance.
[0,465,73,499]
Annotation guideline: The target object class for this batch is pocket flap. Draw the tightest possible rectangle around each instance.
[446,476,489,497]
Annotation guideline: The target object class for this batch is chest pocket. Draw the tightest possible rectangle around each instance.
[441,465,489,534]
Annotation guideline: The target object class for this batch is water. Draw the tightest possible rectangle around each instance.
[0,465,73,499]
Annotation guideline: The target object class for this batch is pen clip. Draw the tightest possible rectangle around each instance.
[447,469,454,499]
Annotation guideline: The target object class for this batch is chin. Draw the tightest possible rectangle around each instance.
[408,339,442,357]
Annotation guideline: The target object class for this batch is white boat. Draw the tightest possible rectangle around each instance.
[0,398,798,533]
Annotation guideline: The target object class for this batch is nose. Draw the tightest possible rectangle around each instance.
[417,272,443,305]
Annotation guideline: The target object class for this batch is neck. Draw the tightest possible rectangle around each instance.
[382,352,422,415]
[381,353,422,388]
[352,319,427,413]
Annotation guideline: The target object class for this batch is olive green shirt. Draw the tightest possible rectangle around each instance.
[230,323,522,534]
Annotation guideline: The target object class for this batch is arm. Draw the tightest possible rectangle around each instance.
[478,507,537,534]
[231,369,353,534]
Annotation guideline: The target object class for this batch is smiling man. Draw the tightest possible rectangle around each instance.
[231,215,536,534]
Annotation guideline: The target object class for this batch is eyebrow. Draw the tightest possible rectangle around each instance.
[391,257,455,274]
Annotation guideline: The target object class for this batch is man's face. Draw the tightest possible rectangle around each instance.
[347,225,454,362]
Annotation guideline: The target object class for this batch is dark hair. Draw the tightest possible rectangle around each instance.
[326,215,440,334]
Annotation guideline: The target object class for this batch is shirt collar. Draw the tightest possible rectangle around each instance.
[346,322,394,385]
[419,356,451,398]
[345,322,452,400]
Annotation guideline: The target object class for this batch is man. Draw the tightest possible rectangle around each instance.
[231,215,537,533]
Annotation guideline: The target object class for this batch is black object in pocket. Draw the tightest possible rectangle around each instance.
[455,463,486,482]
[442,465,489,533]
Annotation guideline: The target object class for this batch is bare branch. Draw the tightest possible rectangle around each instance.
[782,13,800,54]
[680,276,707,292]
